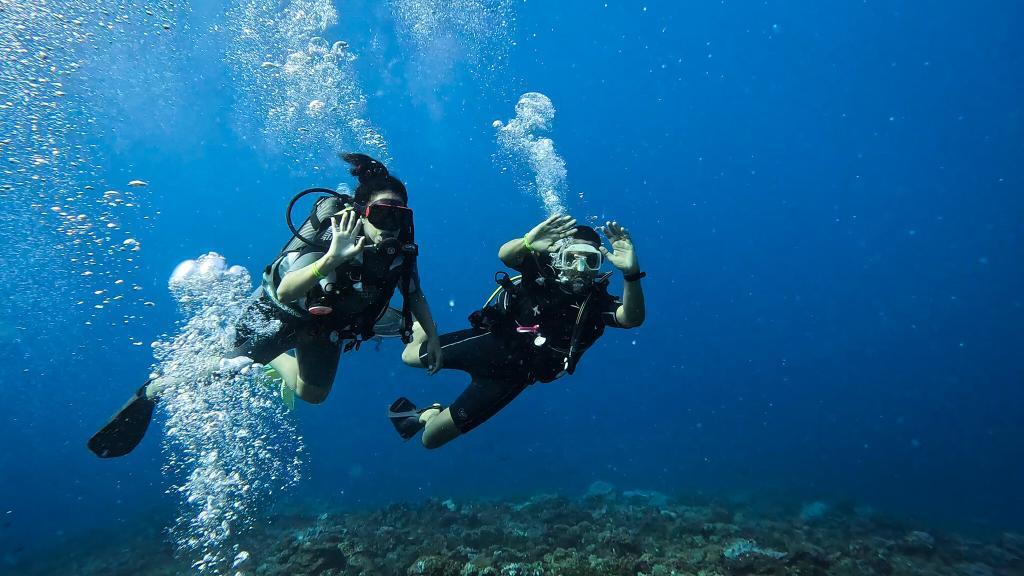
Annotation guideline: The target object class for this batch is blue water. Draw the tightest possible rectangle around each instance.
[1,0,1022,568]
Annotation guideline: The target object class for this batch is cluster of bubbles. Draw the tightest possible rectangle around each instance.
[64,182,150,323]
[493,92,569,216]
[390,0,515,83]
[0,1,183,339]
[227,0,388,171]
[154,253,303,575]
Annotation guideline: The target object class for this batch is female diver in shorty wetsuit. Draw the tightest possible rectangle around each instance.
[87,153,443,458]
[388,215,645,449]
[227,153,443,404]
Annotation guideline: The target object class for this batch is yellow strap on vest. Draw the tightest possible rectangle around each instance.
[483,275,522,307]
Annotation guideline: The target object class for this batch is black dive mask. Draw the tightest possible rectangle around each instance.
[362,202,412,232]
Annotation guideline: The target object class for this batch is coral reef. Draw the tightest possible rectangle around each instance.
[15,485,1024,576]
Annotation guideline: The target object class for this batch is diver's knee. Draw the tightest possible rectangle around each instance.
[295,381,330,404]
[421,424,459,450]
[402,345,424,368]
[301,389,329,404]
[421,431,449,450]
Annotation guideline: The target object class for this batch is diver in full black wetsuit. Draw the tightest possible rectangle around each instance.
[388,215,646,448]
[88,154,443,458]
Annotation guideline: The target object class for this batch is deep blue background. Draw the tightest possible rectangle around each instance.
[2,0,1022,562]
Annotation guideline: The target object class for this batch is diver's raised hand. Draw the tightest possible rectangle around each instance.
[526,214,577,253]
[424,335,444,375]
[325,209,365,268]
[599,221,639,274]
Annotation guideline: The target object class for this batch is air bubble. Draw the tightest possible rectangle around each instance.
[494,93,568,215]
[226,1,388,164]
[155,255,302,573]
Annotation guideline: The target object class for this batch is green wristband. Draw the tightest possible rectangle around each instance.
[523,235,534,253]
[311,262,325,280]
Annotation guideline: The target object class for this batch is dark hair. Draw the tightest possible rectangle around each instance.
[340,152,408,205]
[571,225,601,245]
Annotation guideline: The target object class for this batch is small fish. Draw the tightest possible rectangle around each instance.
[128,180,147,187]
[261,61,281,69]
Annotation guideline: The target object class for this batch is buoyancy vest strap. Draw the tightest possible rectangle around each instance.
[565,271,614,373]
[316,243,416,342]
[397,246,418,343]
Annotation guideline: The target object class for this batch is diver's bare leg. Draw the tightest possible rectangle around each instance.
[268,353,299,391]
[144,378,166,399]
[270,352,332,404]
[293,376,329,403]
[401,321,429,367]
[420,407,460,449]
[143,354,222,399]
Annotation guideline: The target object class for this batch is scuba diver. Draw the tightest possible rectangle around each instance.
[88,153,443,458]
[388,214,645,448]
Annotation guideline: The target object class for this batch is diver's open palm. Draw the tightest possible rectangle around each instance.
[526,214,577,253]
[600,221,639,273]
[326,209,365,266]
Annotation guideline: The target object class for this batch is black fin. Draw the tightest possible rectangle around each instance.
[87,382,157,458]
[388,397,424,440]
[372,307,404,338]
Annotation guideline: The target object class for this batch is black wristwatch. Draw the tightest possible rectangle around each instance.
[623,270,646,282]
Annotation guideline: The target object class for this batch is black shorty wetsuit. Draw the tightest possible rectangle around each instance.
[418,253,621,433]
[230,244,418,392]
[229,294,344,390]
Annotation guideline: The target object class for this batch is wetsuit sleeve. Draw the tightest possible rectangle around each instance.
[600,292,624,328]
